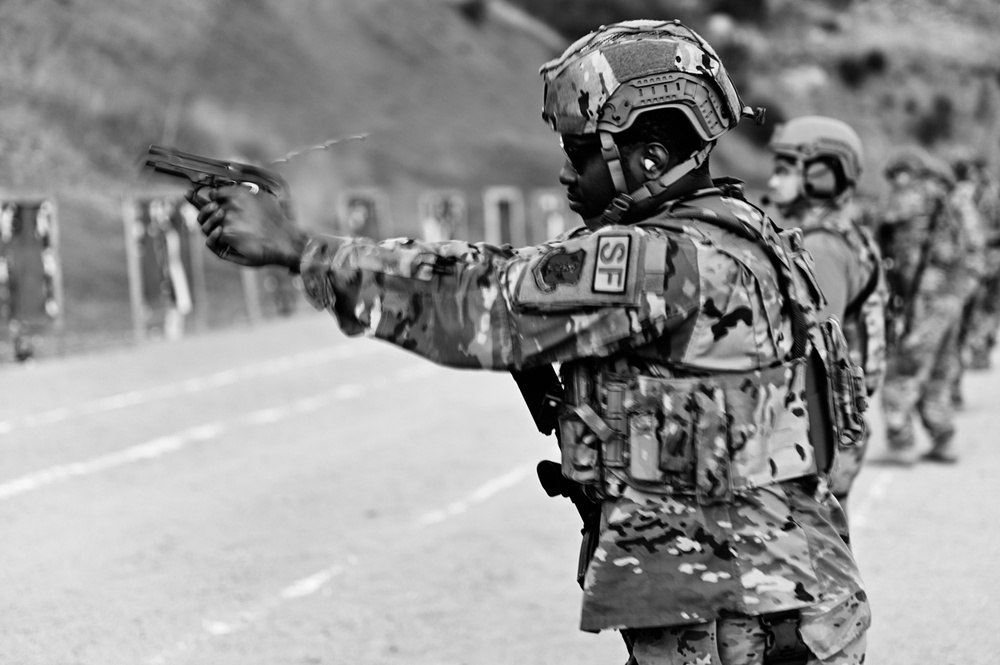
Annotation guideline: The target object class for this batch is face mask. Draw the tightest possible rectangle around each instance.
[767,161,804,205]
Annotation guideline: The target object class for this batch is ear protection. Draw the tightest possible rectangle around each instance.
[803,158,845,199]
[643,158,656,171]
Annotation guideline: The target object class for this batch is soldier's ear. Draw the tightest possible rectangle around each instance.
[632,143,669,180]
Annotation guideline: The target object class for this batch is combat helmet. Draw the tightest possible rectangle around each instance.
[884,145,954,187]
[539,20,761,223]
[769,116,864,195]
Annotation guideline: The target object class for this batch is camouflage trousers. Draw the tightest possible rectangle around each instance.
[882,296,964,449]
[622,618,866,664]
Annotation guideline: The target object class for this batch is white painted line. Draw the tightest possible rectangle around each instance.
[0,345,382,437]
[280,566,344,599]
[414,464,532,527]
[145,563,350,665]
[143,462,532,665]
[0,422,226,500]
[0,365,437,501]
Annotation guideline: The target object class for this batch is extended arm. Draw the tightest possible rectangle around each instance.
[195,187,700,370]
[297,229,699,370]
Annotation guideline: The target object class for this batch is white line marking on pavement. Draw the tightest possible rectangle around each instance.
[143,465,530,665]
[0,345,381,437]
[0,364,437,501]
[0,423,226,500]
[144,563,350,665]
[414,464,533,526]
[848,469,895,530]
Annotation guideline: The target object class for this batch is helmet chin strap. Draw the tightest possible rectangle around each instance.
[598,130,713,225]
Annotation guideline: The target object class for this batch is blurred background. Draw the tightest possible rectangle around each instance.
[0,0,998,360]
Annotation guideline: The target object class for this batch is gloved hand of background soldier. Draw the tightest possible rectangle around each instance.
[190,186,309,270]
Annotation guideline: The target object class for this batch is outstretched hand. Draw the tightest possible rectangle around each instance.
[187,186,310,271]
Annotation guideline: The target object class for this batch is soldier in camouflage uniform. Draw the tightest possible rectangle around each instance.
[766,116,887,510]
[952,152,1000,373]
[878,146,983,464]
[193,21,869,665]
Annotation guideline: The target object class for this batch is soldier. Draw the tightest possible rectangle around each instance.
[951,152,1000,373]
[192,21,869,664]
[877,146,982,464]
[766,116,887,510]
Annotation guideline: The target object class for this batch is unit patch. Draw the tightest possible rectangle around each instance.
[533,247,587,292]
[593,235,631,293]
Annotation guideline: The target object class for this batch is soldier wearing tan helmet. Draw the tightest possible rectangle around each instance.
[949,149,1000,374]
[766,116,888,510]
[191,20,869,665]
[878,145,983,464]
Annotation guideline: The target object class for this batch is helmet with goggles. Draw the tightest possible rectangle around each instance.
[769,116,864,189]
[539,20,760,222]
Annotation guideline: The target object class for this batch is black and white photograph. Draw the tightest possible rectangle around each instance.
[2,1,999,663]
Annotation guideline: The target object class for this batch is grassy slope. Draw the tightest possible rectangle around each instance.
[1,0,998,357]
[0,0,564,355]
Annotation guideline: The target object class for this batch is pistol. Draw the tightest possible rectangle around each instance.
[139,145,289,199]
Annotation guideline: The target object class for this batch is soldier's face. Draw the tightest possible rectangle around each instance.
[558,134,617,224]
[767,157,804,206]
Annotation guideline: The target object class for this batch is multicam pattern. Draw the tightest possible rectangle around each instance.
[793,202,887,499]
[299,190,868,658]
[879,176,983,450]
[539,20,744,137]
[623,593,868,664]
[961,171,1000,366]
[300,199,791,372]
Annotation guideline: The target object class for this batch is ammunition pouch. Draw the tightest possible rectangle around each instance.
[818,318,869,450]
[557,360,818,503]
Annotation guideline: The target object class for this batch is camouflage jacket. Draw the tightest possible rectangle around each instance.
[949,180,987,287]
[976,173,1000,275]
[797,202,888,395]
[878,178,980,305]
[300,189,869,660]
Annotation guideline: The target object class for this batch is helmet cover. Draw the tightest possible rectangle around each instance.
[539,20,752,142]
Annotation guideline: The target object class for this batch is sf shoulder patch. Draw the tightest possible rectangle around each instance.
[593,235,631,293]
[533,247,586,292]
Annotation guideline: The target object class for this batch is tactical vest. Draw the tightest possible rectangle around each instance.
[802,206,889,396]
[556,199,868,502]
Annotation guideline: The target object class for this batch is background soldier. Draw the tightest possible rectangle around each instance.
[766,115,887,510]
[877,146,982,464]
[952,152,1000,375]
[192,20,869,665]
[946,151,990,407]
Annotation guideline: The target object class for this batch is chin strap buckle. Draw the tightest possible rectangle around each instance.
[601,194,635,226]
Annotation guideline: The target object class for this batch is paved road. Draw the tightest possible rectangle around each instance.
[1,313,997,664]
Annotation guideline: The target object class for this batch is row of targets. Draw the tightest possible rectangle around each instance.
[0,200,63,361]
[420,187,574,246]
[0,187,575,355]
